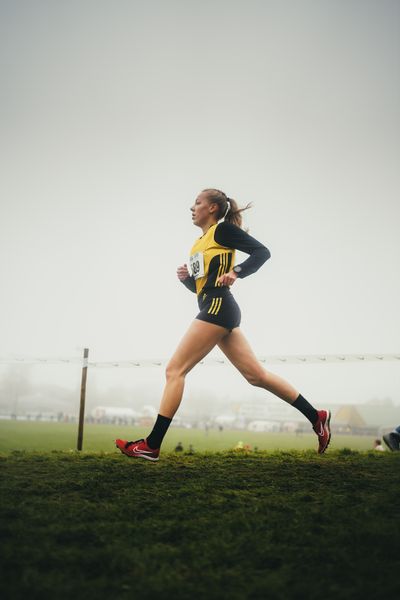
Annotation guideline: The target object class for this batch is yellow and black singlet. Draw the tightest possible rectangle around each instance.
[181,222,271,331]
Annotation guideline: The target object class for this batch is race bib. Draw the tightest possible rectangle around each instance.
[190,252,205,280]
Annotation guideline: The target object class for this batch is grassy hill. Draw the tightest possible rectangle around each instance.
[1,450,399,599]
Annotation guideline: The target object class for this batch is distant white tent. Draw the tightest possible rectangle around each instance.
[91,406,140,420]
[247,420,281,433]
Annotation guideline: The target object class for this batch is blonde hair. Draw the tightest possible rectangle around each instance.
[202,188,252,229]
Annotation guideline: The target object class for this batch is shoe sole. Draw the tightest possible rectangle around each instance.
[319,410,331,454]
[116,444,159,461]
[126,453,159,461]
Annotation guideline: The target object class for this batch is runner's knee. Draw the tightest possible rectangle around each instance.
[165,362,186,381]
[245,368,265,387]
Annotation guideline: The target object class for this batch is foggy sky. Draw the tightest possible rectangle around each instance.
[1,0,399,409]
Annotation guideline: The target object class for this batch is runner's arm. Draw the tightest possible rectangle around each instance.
[181,275,197,293]
[177,264,197,293]
[215,222,271,278]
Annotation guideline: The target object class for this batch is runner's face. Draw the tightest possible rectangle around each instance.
[190,193,217,227]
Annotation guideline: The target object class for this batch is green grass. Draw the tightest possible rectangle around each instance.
[1,450,399,600]
[0,420,378,454]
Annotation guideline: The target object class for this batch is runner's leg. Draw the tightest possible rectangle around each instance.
[217,329,331,453]
[159,319,230,418]
[218,328,299,402]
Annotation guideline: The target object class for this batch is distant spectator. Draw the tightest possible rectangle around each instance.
[234,441,250,451]
[383,426,400,451]
[175,441,184,452]
[373,439,385,452]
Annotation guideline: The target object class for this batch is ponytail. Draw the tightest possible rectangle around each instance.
[202,188,252,229]
[224,197,252,228]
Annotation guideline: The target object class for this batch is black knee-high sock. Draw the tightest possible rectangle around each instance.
[146,414,172,449]
[292,394,318,425]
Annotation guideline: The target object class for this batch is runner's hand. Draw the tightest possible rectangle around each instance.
[216,270,238,287]
[177,264,190,281]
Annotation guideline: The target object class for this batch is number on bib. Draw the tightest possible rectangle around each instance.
[190,252,205,280]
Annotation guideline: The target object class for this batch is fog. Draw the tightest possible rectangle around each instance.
[1,1,399,419]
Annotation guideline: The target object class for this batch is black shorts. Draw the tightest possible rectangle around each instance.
[196,289,241,331]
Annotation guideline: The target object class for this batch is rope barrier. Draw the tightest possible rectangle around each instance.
[0,354,399,367]
[2,350,398,452]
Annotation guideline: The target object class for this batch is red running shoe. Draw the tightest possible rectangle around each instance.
[313,410,331,454]
[115,438,160,461]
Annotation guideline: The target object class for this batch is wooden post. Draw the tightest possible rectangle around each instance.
[77,348,89,451]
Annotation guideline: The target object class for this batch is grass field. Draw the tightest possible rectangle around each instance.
[1,450,399,600]
[0,420,379,454]
[2,422,399,599]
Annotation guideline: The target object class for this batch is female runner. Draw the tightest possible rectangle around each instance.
[116,188,331,460]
